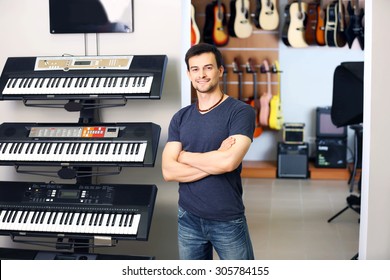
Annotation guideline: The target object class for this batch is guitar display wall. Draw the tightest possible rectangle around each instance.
[191,0,365,103]
[191,0,280,103]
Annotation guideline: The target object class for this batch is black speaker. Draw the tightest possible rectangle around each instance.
[315,138,347,168]
[277,142,309,178]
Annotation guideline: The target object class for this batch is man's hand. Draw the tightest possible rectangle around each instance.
[218,136,236,151]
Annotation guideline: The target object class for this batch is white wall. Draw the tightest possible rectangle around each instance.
[359,0,390,260]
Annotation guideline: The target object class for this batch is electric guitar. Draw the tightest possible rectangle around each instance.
[315,0,326,46]
[246,58,263,138]
[191,4,200,46]
[287,0,308,48]
[259,59,272,127]
[269,61,283,130]
[325,0,346,47]
[212,0,229,46]
[222,62,228,95]
[305,1,320,46]
[229,0,252,39]
[345,0,364,50]
[232,57,244,102]
[254,0,279,31]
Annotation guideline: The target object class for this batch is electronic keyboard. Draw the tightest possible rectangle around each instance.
[0,122,160,168]
[0,55,167,100]
[0,181,157,241]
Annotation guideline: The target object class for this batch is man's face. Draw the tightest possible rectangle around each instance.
[187,52,223,94]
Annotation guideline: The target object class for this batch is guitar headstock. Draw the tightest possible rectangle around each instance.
[232,57,242,73]
[260,59,270,73]
[245,58,256,74]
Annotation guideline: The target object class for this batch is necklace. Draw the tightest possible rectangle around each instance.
[196,93,224,112]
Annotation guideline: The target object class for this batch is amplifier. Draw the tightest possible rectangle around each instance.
[283,123,305,144]
[316,107,347,138]
[315,138,347,168]
[277,142,309,178]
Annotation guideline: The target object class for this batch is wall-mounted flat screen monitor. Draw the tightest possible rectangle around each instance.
[49,0,134,34]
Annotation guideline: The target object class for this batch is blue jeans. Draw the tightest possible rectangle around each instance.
[177,207,254,260]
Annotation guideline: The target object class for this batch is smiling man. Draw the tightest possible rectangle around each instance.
[162,43,255,260]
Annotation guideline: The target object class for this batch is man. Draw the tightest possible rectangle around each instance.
[162,43,255,260]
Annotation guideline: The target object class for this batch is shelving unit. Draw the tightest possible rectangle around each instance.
[242,160,357,180]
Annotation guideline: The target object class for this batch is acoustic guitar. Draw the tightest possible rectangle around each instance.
[305,1,320,46]
[191,4,200,46]
[325,0,346,47]
[259,59,272,127]
[287,0,308,48]
[246,58,263,138]
[345,0,364,50]
[229,0,252,39]
[203,2,215,44]
[254,0,279,31]
[268,61,283,131]
[281,3,292,46]
[212,0,229,46]
[315,0,326,46]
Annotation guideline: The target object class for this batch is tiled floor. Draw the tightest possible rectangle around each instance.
[101,177,361,260]
[242,178,360,260]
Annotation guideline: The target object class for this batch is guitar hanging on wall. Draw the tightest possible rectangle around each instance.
[269,61,283,131]
[287,0,308,48]
[325,0,347,47]
[345,0,364,50]
[204,0,229,46]
[246,58,263,138]
[191,4,200,46]
[254,0,279,31]
[259,59,272,127]
[315,0,326,46]
[232,57,244,102]
[305,0,320,46]
[229,0,252,39]
[281,3,292,47]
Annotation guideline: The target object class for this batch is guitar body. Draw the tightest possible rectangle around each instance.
[229,0,252,38]
[325,1,346,47]
[315,5,326,46]
[269,61,283,131]
[256,0,279,31]
[305,3,319,45]
[281,4,291,46]
[191,4,200,46]
[345,0,364,50]
[259,59,272,127]
[212,1,229,46]
[287,1,308,48]
[203,2,215,44]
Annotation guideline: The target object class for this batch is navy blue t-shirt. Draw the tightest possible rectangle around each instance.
[167,96,255,221]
